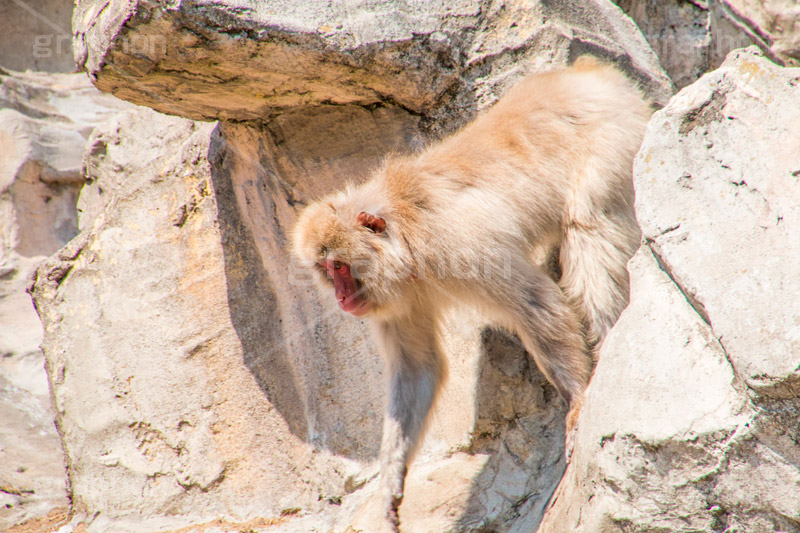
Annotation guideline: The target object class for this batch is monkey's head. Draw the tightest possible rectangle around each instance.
[292,185,414,318]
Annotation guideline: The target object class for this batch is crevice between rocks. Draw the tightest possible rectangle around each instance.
[645,240,739,383]
[646,240,712,327]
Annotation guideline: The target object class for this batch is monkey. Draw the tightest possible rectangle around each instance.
[292,57,651,531]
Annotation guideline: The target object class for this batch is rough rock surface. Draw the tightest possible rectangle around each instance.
[540,47,800,532]
[728,0,800,66]
[28,1,678,532]
[613,0,791,89]
[72,0,673,124]
[0,0,75,73]
[0,69,129,530]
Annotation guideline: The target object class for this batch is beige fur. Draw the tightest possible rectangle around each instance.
[293,57,651,531]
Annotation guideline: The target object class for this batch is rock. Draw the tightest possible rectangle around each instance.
[0,68,129,394]
[0,1,75,73]
[636,48,800,397]
[72,0,673,123]
[0,68,128,530]
[540,48,800,532]
[727,0,800,66]
[31,105,394,532]
[613,0,790,89]
[0,375,68,531]
[31,1,676,531]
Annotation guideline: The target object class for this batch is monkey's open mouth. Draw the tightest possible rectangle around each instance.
[321,259,372,316]
[340,293,370,316]
[336,276,370,316]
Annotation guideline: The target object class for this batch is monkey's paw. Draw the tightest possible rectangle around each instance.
[350,489,401,533]
[350,505,399,533]
[565,405,581,463]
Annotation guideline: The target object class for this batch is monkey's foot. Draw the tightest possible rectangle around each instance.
[565,421,579,463]
[565,406,581,463]
[350,492,400,533]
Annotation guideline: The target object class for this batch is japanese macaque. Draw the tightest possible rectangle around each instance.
[292,57,651,531]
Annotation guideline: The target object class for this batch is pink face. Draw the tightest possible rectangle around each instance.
[319,210,385,317]
[322,258,371,316]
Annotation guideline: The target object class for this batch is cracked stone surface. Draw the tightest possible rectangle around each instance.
[636,47,800,397]
[72,0,673,123]
[613,0,791,89]
[540,48,800,532]
[0,68,130,531]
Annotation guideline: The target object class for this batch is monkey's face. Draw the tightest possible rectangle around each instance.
[318,257,371,316]
[293,194,410,317]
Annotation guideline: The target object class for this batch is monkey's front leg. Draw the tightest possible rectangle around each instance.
[369,317,446,531]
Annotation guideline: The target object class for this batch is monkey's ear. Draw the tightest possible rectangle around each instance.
[357,211,386,234]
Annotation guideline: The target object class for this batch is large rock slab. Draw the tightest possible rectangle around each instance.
[540,48,800,532]
[636,48,800,398]
[72,0,672,123]
[32,110,336,531]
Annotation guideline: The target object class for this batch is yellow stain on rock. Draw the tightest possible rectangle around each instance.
[736,58,765,83]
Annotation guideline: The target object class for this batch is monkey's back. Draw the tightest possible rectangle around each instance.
[394,59,651,259]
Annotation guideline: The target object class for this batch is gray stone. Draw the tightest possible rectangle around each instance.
[0,0,75,73]
[540,48,800,532]
[0,68,128,531]
[613,0,787,88]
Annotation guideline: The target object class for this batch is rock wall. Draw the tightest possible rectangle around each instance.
[613,0,790,89]
[540,47,800,533]
[0,69,129,530]
[0,0,75,73]
[28,1,675,531]
[4,0,799,532]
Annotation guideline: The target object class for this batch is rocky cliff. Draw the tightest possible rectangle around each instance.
[2,1,799,532]
[0,66,132,530]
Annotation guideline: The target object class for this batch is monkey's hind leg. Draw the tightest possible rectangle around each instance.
[366,311,447,531]
[559,213,640,350]
[473,262,591,433]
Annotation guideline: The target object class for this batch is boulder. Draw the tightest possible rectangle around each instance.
[540,47,800,532]
[72,0,673,123]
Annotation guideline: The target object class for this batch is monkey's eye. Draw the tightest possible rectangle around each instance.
[333,261,342,270]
